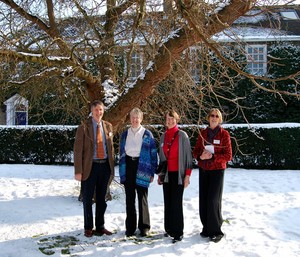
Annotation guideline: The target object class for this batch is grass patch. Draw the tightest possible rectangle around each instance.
[37,235,79,255]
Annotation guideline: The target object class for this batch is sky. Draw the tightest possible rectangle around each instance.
[0,164,299,257]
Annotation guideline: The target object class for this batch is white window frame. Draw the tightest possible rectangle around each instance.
[129,51,143,81]
[245,44,267,75]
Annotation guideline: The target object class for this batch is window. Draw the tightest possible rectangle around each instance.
[15,104,27,125]
[280,11,299,20]
[245,45,267,75]
[188,47,201,82]
[130,51,143,80]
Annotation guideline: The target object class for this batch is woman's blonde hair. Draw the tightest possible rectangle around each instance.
[130,107,143,120]
[206,108,223,123]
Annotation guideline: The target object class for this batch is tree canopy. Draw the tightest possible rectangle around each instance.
[0,0,299,130]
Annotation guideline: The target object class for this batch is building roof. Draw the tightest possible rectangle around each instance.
[211,5,300,43]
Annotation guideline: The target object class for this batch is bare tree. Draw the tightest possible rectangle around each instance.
[0,0,299,130]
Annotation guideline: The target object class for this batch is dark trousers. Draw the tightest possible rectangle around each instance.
[82,161,111,231]
[163,172,184,238]
[124,156,150,234]
[199,168,224,237]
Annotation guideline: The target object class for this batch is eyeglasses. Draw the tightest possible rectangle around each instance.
[210,114,219,118]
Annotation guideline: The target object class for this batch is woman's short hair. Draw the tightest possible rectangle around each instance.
[130,107,143,120]
[206,108,223,123]
[166,110,180,122]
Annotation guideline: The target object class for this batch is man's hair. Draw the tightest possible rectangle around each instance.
[90,100,105,110]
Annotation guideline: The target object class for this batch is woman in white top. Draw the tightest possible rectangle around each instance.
[119,108,157,237]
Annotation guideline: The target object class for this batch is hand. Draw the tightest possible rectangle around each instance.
[150,176,154,183]
[75,173,82,181]
[157,176,163,185]
[200,150,212,160]
[184,175,190,188]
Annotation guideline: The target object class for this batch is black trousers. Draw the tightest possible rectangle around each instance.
[124,156,150,234]
[163,172,184,238]
[199,168,224,237]
[82,161,111,231]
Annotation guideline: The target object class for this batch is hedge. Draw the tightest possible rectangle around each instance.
[222,124,300,169]
[0,123,299,169]
[0,126,75,164]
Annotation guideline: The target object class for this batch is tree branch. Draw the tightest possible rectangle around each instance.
[106,0,256,130]
[0,0,54,36]
[0,49,100,85]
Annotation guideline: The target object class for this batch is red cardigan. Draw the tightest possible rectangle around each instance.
[193,126,232,170]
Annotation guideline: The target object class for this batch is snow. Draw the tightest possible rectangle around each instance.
[1,164,299,257]
[214,27,300,43]
[1,122,299,131]
[102,79,120,106]
[233,10,268,24]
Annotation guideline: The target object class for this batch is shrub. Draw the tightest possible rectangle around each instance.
[0,124,299,169]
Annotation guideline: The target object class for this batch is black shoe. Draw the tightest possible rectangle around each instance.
[125,231,135,237]
[200,232,209,238]
[172,236,183,243]
[140,229,150,237]
[209,234,223,243]
[166,231,175,237]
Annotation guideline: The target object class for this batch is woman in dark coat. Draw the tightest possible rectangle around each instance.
[193,108,232,243]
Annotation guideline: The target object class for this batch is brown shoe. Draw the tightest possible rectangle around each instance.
[93,228,113,236]
[100,228,113,236]
[84,229,93,237]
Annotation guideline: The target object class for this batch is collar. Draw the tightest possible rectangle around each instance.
[92,119,102,126]
[166,125,179,135]
[208,125,220,133]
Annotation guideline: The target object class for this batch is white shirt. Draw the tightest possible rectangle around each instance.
[125,126,145,157]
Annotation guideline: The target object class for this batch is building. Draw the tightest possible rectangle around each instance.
[188,5,300,80]
[1,94,28,125]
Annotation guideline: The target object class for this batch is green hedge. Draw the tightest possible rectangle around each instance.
[175,124,300,170]
[0,126,75,164]
[223,125,300,169]
[0,124,299,169]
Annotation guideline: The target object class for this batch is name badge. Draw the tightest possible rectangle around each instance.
[213,139,220,144]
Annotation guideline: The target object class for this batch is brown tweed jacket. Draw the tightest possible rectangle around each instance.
[73,116,114,181]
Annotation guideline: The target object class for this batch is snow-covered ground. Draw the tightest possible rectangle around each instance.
[0,164,299,257]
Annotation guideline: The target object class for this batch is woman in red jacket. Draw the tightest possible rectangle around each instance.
[193,108,232,243]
